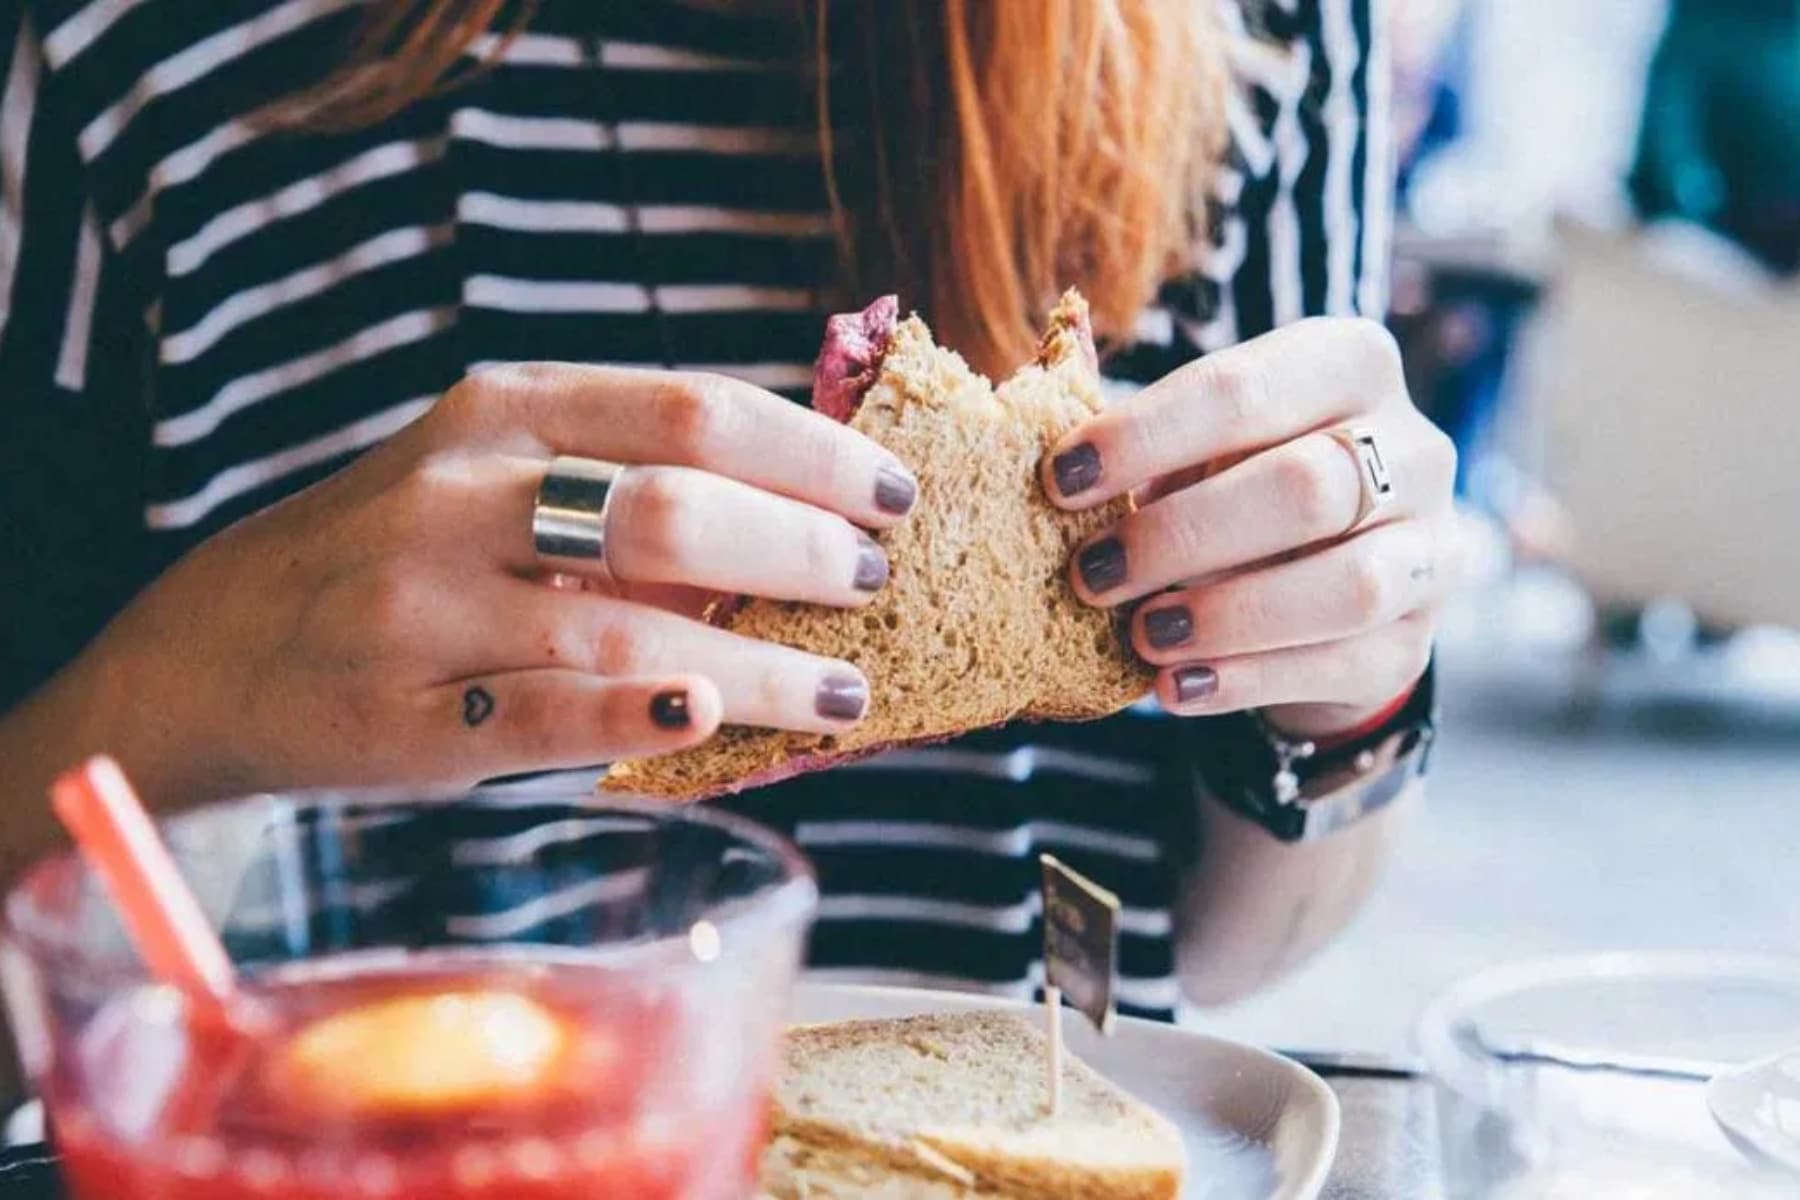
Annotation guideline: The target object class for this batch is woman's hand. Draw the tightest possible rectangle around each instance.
[1043,318,1458,737]
[45,364,918,807]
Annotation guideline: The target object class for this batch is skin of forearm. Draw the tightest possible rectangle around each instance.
[0,628,266,1101]
[0,629,197,887]
[1174,779,1419,1008]
[0,672,75,1103]
[0,666,113,886]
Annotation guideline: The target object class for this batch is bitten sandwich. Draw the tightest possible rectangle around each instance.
[604,291,1152,801]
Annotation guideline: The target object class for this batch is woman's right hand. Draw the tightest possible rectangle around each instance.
[32,364,918,808]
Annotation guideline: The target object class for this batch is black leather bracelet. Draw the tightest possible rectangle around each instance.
[1194,660,1438,843]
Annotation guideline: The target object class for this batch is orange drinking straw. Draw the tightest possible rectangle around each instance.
[49,756,238,1011]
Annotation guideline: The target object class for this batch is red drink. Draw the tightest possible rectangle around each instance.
[45,952,772,1199]
[4,796,814,1200]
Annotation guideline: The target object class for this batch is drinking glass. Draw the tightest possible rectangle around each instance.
[1420,952,1800,1199]
[1,790,818,1199]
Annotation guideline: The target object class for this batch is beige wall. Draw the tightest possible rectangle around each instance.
[1534,225,1800,629]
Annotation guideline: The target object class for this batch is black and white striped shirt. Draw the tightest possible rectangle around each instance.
[1,0,1392,1020]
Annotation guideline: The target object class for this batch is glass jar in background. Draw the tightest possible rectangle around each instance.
[1420,952,1800,1199]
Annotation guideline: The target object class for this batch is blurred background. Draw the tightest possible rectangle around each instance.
[1200,0,1800,1058]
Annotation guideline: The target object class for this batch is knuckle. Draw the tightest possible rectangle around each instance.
[800,519,846,589]
[657,374,734,461]
[535,616,595,671]
[758,668,788,717]
[1199,583,1273,647]
[1280,443,1341,534]
[443,364,528,424]
[380,468,437,533]
[497,685,554,754]
[1349,317,1404,382]
[591,616,647,678]
[356,564,427,635]
[1344,552,1393,625]
[397,454,473,515]
[1200,355,1269,436]
[480,361,559,393]
[1142,507,1203,579]
[806,428,860,500]
[1113,414,1160,477]
[621,470,702,569]
[436,374,490,428]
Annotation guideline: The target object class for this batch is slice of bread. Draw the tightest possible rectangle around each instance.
[757,1011,1186,1200]
[759,1136,1007,1199]
[604,291,1152,801]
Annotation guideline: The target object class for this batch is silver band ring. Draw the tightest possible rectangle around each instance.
[533,455,628,577]
[1324,426,1394,535]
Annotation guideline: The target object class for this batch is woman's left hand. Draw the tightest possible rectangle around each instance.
[1042,318,1460,738]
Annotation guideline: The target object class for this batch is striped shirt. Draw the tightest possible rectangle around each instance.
[0,0,1393,1020]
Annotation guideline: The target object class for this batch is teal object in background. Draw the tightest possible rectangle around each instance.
[1630,0,1800,271]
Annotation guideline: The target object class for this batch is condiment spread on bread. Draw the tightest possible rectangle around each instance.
[757,1011,1185,1199]
[603,289,1152,802]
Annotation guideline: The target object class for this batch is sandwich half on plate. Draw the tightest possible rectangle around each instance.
[603,290,1151,802]
[758,1011,1186,1199]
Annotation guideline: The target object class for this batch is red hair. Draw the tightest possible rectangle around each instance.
[287,0,1227,377]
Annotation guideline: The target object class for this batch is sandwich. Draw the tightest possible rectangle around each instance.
[603,290,1152,801]
[757,1011,1186,1199]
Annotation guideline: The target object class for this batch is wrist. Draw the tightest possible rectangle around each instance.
[0,653,126,881]
[30,624,222,813]
[1261,678,1420,744]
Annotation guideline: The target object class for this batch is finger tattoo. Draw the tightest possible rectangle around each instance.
[462,686,496,728]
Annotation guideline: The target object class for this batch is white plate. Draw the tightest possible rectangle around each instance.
[789,983,1341,1200]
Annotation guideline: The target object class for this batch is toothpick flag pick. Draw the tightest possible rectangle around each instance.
[1039,853,1122,1117]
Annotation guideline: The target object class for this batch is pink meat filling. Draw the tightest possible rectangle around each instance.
[812,294,899,422]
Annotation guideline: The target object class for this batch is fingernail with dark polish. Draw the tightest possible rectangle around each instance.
[1173,666,1219,705]
[1052,443,1102,497]
[854,534,889,592]
[1077,537,1127,593]
[1144,606,1194,650]
[650,690,692,729]
[815,672,869,722]
[874,464,918,515]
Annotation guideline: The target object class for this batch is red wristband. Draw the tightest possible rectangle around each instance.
[1305,681,1421,753]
